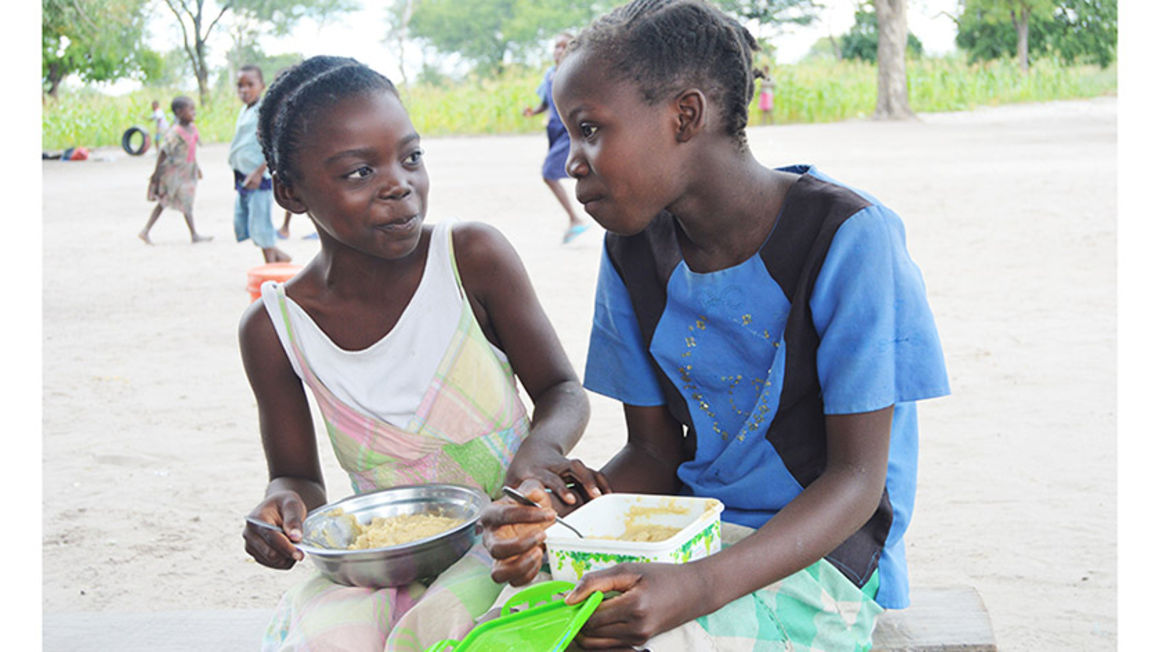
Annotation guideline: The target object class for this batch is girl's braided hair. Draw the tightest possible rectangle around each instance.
[569,0,761,149]
[257,55,398,183]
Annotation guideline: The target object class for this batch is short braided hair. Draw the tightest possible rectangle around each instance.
[569,0,760,149]
[257,55,398,183]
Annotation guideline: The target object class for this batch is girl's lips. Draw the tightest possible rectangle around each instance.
[376,214,419,231]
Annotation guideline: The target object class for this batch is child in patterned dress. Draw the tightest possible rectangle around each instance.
[139,96,211,244]
[239,55,607,651]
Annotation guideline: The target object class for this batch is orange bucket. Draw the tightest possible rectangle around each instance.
[247,262,302,301]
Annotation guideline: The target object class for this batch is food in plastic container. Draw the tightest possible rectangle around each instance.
[543,493,724,583]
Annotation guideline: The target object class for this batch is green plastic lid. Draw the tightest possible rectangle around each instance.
[424,580,603,652]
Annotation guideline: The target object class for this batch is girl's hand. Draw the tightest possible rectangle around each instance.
[242,490,308,569]
[243,170,261,190]
[479,480,557,586]
[565,562,705,649]
[506,440,611,513]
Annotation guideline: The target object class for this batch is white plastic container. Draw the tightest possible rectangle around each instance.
[543,493,724,583]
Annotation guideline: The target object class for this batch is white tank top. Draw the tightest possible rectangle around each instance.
[260,221,504,428]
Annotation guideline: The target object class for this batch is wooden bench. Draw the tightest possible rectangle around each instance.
[44,586,995,651]
[872,586,997,651]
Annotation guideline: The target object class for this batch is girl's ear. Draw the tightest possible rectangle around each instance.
[273,175,308,214]
[674,89,706,143]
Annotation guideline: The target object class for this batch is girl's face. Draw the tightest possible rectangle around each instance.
[175,104,195,124]
[278,90,429,261]
[236,70,264,107]
[552,36,569,64]
[552,49,686,236]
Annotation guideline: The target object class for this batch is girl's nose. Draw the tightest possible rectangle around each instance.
[566,149,588,179]
[378,176,411,200]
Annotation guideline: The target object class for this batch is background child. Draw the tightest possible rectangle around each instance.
[481,1,949,649]
[239,55,605,651]
[758,64,775,125]
[523,32,589,244]
[139,96,210,244]
[149,99,168,154]
[229,63,290,263]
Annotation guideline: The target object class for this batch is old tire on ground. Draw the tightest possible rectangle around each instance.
[121,126,151,155]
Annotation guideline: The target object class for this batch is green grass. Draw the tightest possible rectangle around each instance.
[42,55,1116,150]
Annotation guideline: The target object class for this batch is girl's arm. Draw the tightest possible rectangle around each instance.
[148,149,167,189]
[523,99,549,117]
[453,222,602,504]
[238,299,327,568]
[568,406,893,649]
[598,403,686,494]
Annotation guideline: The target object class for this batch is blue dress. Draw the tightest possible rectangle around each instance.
[583,165,950,609]
[536,66,569,180]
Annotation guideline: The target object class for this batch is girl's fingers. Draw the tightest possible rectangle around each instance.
[478,502,555,529]
[243,528,296,568]
[537,470,577,506]
[490,546,543,586]
[278,498,307,542]
[564,459,607,502]
[565,567,642,604]
[483,524,546,559]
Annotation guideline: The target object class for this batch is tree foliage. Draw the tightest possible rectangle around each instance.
[715,0,823,28]
[408,0,611,73]
[159,0,357,105]
[839,3,924,63]
[42,0,157,96]
[955,0,1115,68]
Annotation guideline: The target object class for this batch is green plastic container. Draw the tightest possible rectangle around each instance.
[423,580,603,652]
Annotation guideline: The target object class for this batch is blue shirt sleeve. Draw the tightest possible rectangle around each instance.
[811,205,950,414]
[582,245,668,406]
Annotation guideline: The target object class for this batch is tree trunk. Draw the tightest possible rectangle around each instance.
[196,39,211,106]
[45,62,64,97]
[874,0,915,120]
[1012,7,1030,73]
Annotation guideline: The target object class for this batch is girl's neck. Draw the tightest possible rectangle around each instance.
[310,229,428,302]
[668,149,796,273]
[178,119,194,128]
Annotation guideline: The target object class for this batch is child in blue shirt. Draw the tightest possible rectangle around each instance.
[230,64,290,263]
[480,1,949,649]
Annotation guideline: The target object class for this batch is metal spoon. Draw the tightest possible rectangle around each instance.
[245,516,306,554]
[502,486,585,539]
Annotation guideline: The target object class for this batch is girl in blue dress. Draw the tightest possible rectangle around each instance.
[523,32,589,243]
[481,1,950,650]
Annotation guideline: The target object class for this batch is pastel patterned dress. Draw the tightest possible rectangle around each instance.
[258,222,530,651]
[147,124,200,214]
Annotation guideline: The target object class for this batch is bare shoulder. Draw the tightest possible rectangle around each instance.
[238,295,280,357]
[450,221,525,285]
[450,220,514,260]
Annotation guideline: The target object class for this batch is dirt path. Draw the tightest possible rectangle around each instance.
[41,97,1117,649]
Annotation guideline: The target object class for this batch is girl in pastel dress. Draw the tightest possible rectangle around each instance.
[481,1,949,650]
[139,96,211,244]
[239,55,607,651]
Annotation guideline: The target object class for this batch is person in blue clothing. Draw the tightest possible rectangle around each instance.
[230,64,291,263]
[523,32,589,244]
[480,1,950,650]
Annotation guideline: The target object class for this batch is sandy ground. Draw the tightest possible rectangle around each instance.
[39,97,1118,649]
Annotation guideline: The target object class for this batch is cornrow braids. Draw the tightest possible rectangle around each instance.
[570,0,760,149]
[257,55,398,183]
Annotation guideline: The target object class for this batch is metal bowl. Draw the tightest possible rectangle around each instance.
[297,483,489,588]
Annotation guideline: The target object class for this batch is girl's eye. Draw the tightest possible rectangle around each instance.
[404,149,424,166]
[344,166,373,180]
[580,123,599,138]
